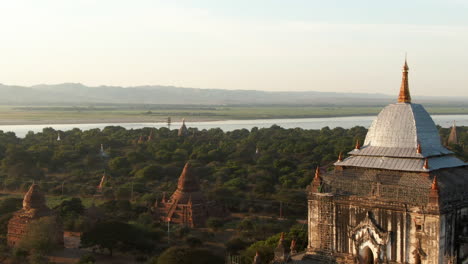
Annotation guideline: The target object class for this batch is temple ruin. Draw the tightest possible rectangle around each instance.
[7,184,64,247]
[153,162,226,227]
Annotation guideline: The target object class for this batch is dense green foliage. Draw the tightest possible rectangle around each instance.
[0,124,465,262]
[0,198,23,215]
[1,125,466,216]
[241,224,307,264]
[77,254,96,264]
[0,125,369,214]
[154,246,224,264]
[56,197,87,231]
[80,221,159,256]
[0,198,22,241]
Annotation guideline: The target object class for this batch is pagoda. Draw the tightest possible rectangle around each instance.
[7,184,64,247]
[153,162,226,227]
[447,121,458,145]
[306,59,468,263]
[97,171,107,192]
[178,119,189,137]
[273,233,291,263]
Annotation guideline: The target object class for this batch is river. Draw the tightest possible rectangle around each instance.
[1,114,467,138]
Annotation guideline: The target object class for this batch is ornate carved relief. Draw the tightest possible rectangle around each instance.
[349,212,390,264]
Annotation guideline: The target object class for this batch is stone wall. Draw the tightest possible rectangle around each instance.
[306,193,453,263]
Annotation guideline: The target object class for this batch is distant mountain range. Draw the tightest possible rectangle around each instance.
[0,83,466,106]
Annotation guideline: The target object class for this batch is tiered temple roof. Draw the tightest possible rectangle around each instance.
[169,163,205,204]
[153,162,226,227]
[335,60,466,173]
[320,59,468,209]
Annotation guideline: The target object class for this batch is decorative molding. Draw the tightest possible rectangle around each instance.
[349,211,390,263]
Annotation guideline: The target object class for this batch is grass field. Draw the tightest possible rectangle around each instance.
[0,105,467,125]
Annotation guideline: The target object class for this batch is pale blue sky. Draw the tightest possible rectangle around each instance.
[1,0,467,96]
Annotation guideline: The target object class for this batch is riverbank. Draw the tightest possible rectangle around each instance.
[0,105,467,126]
[2,114,467,138]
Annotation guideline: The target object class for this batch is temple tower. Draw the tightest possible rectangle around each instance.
[153,162,226,227]
[447,121,458,145]
[306,59,468,264]
[178,119,189,137]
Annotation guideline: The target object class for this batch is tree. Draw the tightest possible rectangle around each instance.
[115,186,132,200]
[28,250,50,264]
[80,221,126,256]
[0,244,11,263]
[185,236,203,248]
[241,227,307,264]
[57,198,86,231]
[57,198,84,217]
[108,157,131,176]
[0,198,22,215]
[156,246,223,264]
[80,221,157,256]
[225,237,249,254]
[134,164,163,181]
[77,254,96,264]
[99,200,134,221]
[206,217,224,231]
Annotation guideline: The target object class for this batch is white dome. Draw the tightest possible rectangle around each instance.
[364,103,443,151]
[336,60,466,171]
[338,102,464,171]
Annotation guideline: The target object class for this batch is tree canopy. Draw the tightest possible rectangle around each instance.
[80,221,158,256]
[155,246,224,264]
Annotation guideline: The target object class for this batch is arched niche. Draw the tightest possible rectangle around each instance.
[360,246,374,264]
[350,212,389,263]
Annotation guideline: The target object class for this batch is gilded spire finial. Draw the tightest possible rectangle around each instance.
[290,238,297,253]
[431,176,438,191]
[423,158,429,170]
[448,120,458,145]
[416,143,422,154]
[398,56,411,103]
[253,251,261,264]
[337,152,343,162]
[311,167,322,193]
[314,167,320,179]
[355,139,361,150]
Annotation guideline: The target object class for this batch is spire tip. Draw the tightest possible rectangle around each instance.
[398,57,411,103]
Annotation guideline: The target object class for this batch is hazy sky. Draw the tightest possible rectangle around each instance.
[1,0,468,96]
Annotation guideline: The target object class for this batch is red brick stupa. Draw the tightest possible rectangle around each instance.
[7,184,63,247]
[153,162,226,227]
